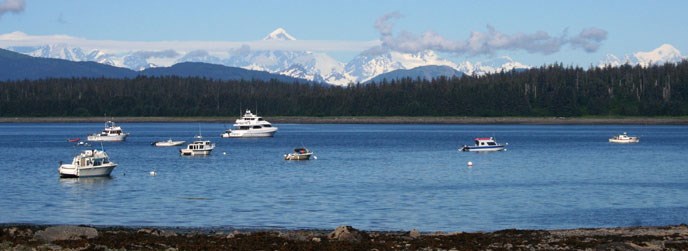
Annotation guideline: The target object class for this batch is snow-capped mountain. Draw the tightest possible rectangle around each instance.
[7,44,117,66]
[263,27,297,41]
[344,48,460,82]
[3,28,531,85]
[456,56,530,76]
[599,44,685,67]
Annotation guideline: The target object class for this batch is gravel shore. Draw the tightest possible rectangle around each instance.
[2,224,688,250]
[1,116,688,124]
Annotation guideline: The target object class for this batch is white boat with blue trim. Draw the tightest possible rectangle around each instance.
[460,137,507,152]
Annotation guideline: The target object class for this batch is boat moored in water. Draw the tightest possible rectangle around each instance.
[221,110,278,138]
[460,137,507,152]
[152,139,186,147]
[87,121,128,142]
[58,149,117,178]
[284,147,313,160]
[180,136,215,156]
[609,132,639,143]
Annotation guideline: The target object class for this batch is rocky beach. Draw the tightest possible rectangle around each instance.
[2,224,688,250]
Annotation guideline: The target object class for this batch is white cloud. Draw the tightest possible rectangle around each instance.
[0,0,24,17]
[373,12,608,56]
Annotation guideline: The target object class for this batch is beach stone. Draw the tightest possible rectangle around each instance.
[328,225,363,242]
[137,228,177,237]
[409,228,421,239]
[33,226,98,243]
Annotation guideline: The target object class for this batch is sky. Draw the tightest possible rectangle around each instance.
[0,0,686,66]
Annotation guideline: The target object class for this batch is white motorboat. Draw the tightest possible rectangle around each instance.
[221,110,278,138]
[609,132,639,143]
[460,137,507,152]
[180,136,215,156]
[152,139,186,147]
[58,149,117,178]
[284,147,313,160]
[87,121,128,142]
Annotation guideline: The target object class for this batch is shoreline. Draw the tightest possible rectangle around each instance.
[2,116,688,124]
[2,224,687,250]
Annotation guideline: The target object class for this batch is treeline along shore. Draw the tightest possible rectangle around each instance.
[2,116,688,124]
[1,61,687,118]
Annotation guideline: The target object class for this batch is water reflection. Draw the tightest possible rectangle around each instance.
[58,176,113,188]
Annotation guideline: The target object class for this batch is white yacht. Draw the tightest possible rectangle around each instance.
[221,110,278,138]
[609,132,640,143]
[58,149,117,178]
[87,121,128,142]
[180,136,215,156]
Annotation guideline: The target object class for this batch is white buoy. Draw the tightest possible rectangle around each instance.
[467,161,473,167]
[149,170,157,176]
[223,152,227,155]
[313,156,318,160]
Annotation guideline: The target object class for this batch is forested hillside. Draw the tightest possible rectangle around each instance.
[1,61,687,117]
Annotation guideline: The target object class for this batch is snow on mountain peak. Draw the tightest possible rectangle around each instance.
[263,28,296,41]
[634,44,683,67]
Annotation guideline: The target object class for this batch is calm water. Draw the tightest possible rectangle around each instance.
[1,123,687,232]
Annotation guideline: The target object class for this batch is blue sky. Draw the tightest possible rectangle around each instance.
[0,0,686,66]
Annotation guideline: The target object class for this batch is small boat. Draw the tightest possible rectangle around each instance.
[76,141,91,147]
[609,132,639,143]
[221,110,278,138]
[180,136,215,156]
[67,138,80,143]
[152,139,186,147]
[460,137,507,152]
[58,149,117,178]
[284,147,313,160]
[87,121,129,142]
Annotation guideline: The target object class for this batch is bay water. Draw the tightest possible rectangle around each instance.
[1,123,687,232]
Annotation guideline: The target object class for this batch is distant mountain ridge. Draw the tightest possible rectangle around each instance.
[3,28,531,85]
[0,48,312,82]
[0,48,136,80]
[6,29,682,85]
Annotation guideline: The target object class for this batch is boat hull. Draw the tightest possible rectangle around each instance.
[460,145,506,152]
[609,138,639,143]
[58,163,117,178]
[87,134,128,142]
[180,149,213,156]
[285,153,312,160]
[222,127,277,138]
[153,141,185,147]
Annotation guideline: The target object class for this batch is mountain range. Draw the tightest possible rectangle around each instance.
[3,29,686,85]
[599,44,685,68]
[0,48,309,83]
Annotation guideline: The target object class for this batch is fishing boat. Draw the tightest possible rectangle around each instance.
[152,139,186,147]
[180,136,215,156]
[609,132,639,143]
[284,147,313,160]
[58,149,117,178]
[87,121,128,142]
[221,110,278,138]
[460,137,507,152]
[67,138,80,143]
